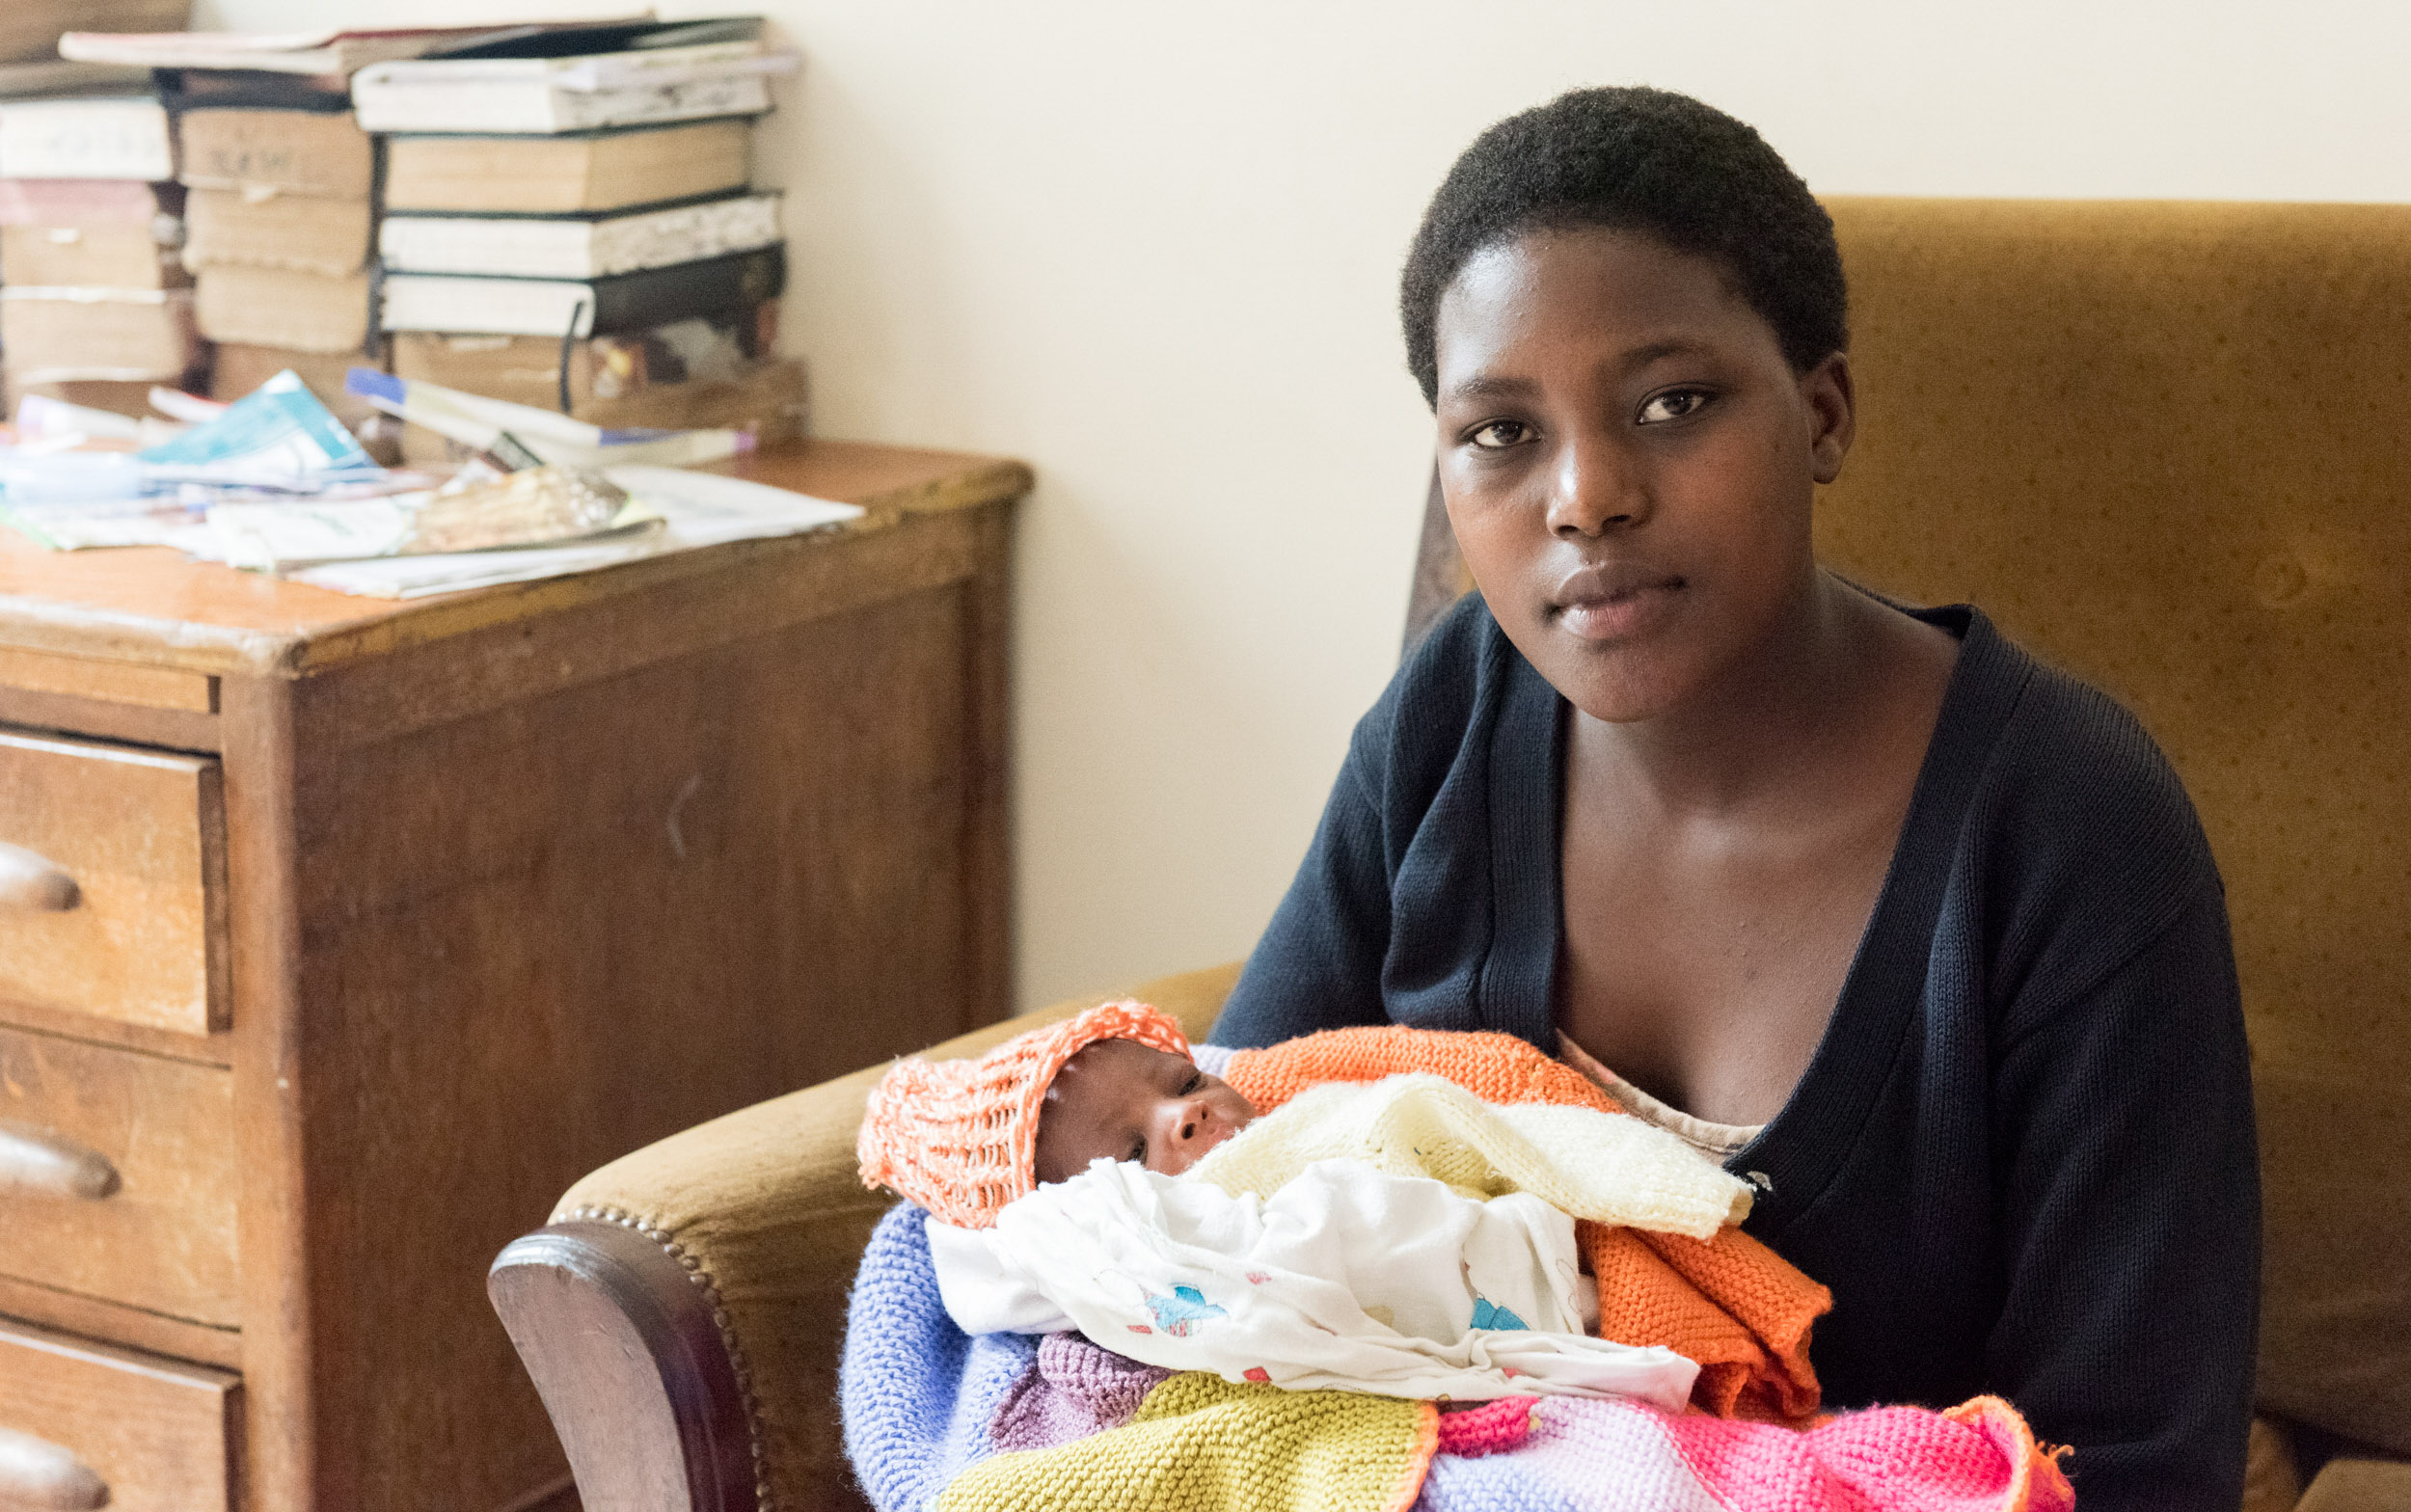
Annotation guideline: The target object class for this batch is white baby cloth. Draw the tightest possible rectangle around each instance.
[928,1156,1698,1409]
[1188,1073,1753,1240]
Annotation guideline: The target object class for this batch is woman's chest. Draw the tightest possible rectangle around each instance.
[1553,792,1902,1127]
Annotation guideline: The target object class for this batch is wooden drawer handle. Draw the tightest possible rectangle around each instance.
[0,1424,109,1510]
[0,842,78,911]
[0,1126,119,1201]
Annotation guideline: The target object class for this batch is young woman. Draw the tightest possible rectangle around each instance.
[1207,88,2259,1511]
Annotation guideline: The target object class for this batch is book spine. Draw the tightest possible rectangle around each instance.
[586,245,784,336]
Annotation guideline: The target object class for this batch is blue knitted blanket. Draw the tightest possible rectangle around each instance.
[841,1204,1038,1512]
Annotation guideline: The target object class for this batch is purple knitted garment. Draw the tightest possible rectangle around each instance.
[987,1332,1176,1453]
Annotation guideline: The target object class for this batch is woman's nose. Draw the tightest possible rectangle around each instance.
[1543,431,1646,538]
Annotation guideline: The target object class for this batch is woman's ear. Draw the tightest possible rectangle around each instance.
[1802,351,1855,486]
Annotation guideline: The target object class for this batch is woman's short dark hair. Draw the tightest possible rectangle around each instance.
[1401,86,1848,406]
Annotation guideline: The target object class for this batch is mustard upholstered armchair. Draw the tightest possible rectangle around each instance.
[490,200,2411,1512]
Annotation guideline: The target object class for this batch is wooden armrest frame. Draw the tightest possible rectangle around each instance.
[491,1220,757,1512]
[489,964,1238,1512]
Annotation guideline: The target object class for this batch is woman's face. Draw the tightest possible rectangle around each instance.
[1432,226,1853,724]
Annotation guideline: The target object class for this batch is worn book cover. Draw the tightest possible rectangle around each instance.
[0,287,199,382]
[379,244,784,338]
[353,40,784,135]
[176,108,373,198]
[184,187,370,277]
[379,190,780,280]
[0,94,175,179]
[382,118,749,214]
[195,264,372,353]
[0,178,181,228]
[0,221,185,288]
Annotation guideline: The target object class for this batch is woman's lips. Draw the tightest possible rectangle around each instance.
[1552,563,1686,642]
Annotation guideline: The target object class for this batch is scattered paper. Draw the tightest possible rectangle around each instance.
[603,465,862,544]
[290,540,657,598]
[288,468,865,598]
[140,369,378,481]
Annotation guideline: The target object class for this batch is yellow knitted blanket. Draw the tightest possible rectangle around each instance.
[1186,1072,1753,1240]
[936,1373,1435,1512]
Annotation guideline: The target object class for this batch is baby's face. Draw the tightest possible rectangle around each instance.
[1033,1038,1256,1185]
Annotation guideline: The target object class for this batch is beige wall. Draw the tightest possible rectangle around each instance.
[198,0,2411,1012]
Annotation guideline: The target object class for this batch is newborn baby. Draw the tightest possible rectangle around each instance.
[856,1002,1746,1406]
[1032,1033,1257,1183]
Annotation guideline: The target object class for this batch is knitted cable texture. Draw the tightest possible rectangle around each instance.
[858,1000,1192,1228]
[938,1373,1438,1512]
[1221,1024,1829,1420]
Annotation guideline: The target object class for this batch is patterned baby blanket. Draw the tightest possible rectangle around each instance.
[843,1203,2073,1512]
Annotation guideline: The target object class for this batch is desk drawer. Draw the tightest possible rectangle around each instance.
[0,727,224,1039]
[0,1025,238,1327]
[0,1315,237,1512]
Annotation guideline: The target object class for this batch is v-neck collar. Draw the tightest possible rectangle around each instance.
[1485,603,2031,1239]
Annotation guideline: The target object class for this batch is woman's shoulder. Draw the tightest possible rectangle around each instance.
[1954,609,2209,852]
[1384,589,1517,716]
[1940,608,2227,1004]
[1346,590,1539,790]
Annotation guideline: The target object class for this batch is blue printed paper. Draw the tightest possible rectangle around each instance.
[138,369,376,477]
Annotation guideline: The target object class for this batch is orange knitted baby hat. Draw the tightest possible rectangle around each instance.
[855,999,1192,1228]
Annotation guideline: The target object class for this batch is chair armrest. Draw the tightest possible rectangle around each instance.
[491,963,1239,1512]
[2297,1458,2411,1512]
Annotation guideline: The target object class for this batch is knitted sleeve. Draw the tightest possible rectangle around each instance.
[1983,880,2259,1512]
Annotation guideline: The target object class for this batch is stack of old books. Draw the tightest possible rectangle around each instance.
[177,99,377,415]
[355,17,804,464]
[0,13,197,416]
[56,22,564,426]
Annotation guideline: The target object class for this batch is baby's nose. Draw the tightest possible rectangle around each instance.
[1158,1096,1233,1158]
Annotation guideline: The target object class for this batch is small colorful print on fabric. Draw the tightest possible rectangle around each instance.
[1469,1297,1529,1331]
[1145,1284,1228,1336]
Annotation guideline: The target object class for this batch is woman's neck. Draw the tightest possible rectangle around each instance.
[1569,570,1956,823]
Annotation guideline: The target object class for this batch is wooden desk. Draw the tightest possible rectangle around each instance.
[0,441,1027,1512]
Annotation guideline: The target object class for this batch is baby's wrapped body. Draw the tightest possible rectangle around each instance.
[926,1070,1753,1408]
[856,1000,1829,1420]
[847,1006,2074,1512]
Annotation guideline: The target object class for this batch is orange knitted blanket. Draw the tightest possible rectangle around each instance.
[1220,1024,1830,1422]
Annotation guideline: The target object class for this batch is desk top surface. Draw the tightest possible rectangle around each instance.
[0,439,1030,679]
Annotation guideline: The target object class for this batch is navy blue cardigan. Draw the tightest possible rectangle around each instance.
[1209,594,2260,1512]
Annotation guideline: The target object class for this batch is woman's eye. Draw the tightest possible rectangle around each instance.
[1182,1072,1203,1094]
[1638,389,1711,424]
[1468,420,1530,449]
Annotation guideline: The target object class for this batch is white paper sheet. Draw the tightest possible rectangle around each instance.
[286,467,864,598]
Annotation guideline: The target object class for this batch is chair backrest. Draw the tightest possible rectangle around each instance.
[1822,199,2408,1453]
[1404,198,2411,1454]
